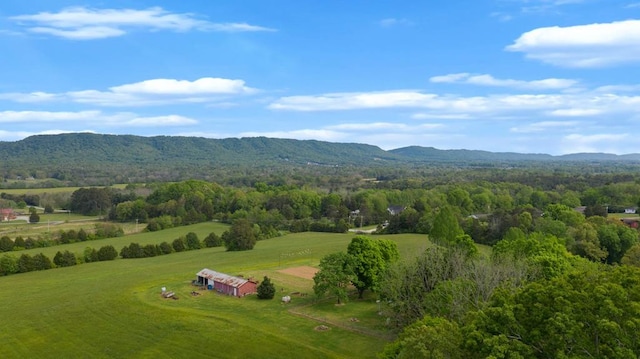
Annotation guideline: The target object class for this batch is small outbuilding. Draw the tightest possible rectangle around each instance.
[195,268,257,297]
[0,208,17,221]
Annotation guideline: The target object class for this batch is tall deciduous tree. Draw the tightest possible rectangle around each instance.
[430,206,463,245]
[223,219,257,251]
[380,315,463,359]
[313,252,355,304]
[347,235,399,298]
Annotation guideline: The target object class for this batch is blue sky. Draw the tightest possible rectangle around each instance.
[1,0,639,155]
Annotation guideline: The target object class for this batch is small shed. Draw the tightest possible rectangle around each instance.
[195,268,257,297]
[0,209,16,221]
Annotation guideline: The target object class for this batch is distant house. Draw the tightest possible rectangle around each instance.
[621,218,640,229]
[387,205,406,216]
[195,268,257,297]
[0,209,16,221]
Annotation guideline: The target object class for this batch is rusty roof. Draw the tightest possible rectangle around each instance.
[196,268,251,288]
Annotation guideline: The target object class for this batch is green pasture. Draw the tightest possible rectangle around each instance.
[0,229,430,358]
[10,222,229,259]
[0,183,129,195]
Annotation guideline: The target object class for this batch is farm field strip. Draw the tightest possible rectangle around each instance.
[0,229,429,358]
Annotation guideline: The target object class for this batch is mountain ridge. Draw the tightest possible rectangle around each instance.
[2,133,640,167]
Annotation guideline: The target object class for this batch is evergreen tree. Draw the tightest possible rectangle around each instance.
[204,232,223,247]
[0,254,18,276]
[83,247,99,263]
[97,245,118,261]
[29,212,40,223]
[0,236,14,252]
[13,236,25,249]
[17,254,34,273]
[32,253,53,270]
[185,232,201,250]
[159,241,173,255]
[172,237,186,252]
[257,276,276,299]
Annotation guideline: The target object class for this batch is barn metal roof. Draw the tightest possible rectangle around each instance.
[196,268,251,288]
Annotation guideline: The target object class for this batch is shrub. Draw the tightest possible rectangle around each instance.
[257,276,276,299]
[97,245,118,261]
[204,232,223,247]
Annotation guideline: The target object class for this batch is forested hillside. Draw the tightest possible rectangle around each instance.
[2,133,640,187]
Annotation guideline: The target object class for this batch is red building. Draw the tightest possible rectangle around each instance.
[0,209,17,221]
[195,268,257,297]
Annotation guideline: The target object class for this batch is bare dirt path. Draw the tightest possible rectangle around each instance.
[277,266,318,280]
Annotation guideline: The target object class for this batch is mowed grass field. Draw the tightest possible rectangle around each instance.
[0,183,130,195]
[0,224,430,358]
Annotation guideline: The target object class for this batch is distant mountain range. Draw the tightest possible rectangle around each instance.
[1,133,640,171]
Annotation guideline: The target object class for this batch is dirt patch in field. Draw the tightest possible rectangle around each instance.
[278,266,318,280]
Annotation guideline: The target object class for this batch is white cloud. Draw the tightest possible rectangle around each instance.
[379,18,413,27]
[595,84,640,93]
[268,89,640,129]
[0,110,197,127]
[28,26,125,40]
[411,113,471,120]
[268,91,439,111]
[429,73,471,83]
[240,129,348,142]
[9,6,275,40]
[326,122,443,132]
[507,20,640,67]
[239,122,450,150]
[121,115,197,126]
[0,77,257,107]
[111,78,255,95]
[209,23,275,32]
[429,73,578,90]
[0,110,102,122]
[0,92,60,102]
[490,12,513,22]
[520,0,588,13]
[510,120,579,133]
[0,129,94,142]
[561,133,630,153]
[549,108,602,116]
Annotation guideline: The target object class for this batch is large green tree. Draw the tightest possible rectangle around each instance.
[69,187,112,216]
[313,252,355,304]
[430,206,463,245]
[380,315,463,359]
[222,219,257,251]
[464,265,640,358]
[347,235,399,298]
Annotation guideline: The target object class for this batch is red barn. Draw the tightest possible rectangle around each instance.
[0,209,16,221]
[195,268,257,297]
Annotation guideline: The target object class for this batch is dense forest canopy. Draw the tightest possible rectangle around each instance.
[2,133,640,188]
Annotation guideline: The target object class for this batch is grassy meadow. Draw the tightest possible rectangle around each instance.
[0,225,430,358]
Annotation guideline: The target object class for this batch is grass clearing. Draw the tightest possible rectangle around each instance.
[0,183,130,195]
[0,230,430,358]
